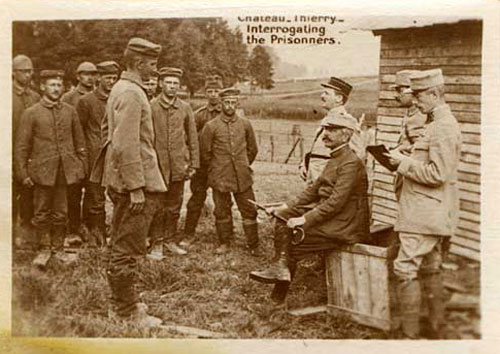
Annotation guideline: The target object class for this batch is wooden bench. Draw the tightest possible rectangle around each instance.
[325,223,400,331]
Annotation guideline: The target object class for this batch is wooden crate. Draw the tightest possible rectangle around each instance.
[325,224,399,331]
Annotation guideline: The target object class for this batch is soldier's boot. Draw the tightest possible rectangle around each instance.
[164,216,187,255]
[242,219,259,256]
[87,213,106,248]
[396,278,421,339]
[107,268,161,327]
[32,227,52,269]
[52,225,78,265]
[215,220,233,254]
[270,263,297,304]
[249,228,292,283]
[183,205,203,245]
[420,271,446,339]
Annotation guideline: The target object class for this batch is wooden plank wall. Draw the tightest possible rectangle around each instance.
[372,21,482,261]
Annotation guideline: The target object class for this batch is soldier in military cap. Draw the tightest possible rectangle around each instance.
[76,61,120,247]
[144,73,159,101]
[12,54,41,247]
[183,74,224,246]
[391,70,427,200]
[90,37,167,327]
[200,88,259,255]
[15,70,88,267]
[300,76,363,185]
[62,61,98,243]
[146,67,199,259]
[385,68,461,339]
[250,110,370,304]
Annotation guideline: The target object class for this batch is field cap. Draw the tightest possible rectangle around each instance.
[321,77,352,98]
[320,110,358,131]
[13,55,34,70]
[219,87,240,99]
[410,68,444,92]
[391,70,417,88]
[97,61,120,74]
[158,67,183,78]
[40,70,65,80]
[205,74,223,89]
[76,61,97,73]
[127,37,162,57]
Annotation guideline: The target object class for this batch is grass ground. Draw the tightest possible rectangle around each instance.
[11,161,383,339]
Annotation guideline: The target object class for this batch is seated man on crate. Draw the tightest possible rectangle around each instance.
[249,109,370,304]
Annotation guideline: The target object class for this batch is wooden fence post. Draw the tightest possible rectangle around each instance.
[270,135,274,162]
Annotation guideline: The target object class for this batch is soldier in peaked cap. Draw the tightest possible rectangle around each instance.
[391,70,428,200]
[62,61,98,244]
[15,69,88,267]
[299,76,363,186]
[146,66,199,259]
[76,61,120,247]
[12,54,41,248]
[144,72,159,101]
[250,109,370,304]
[200,87,260,255]
[385,68,461,339]
[90,37,166,327]
[183,74,224,246]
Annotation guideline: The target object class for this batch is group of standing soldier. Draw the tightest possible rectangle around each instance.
[12,36,461,339]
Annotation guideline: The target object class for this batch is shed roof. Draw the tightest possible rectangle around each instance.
[349,16,481,31]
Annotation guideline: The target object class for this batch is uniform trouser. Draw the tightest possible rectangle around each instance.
[212,187,258,247]
[185,168,209,236]
[106,189,165,317]
[393,232,444,338]
[12,179,34,227]
[32,168,68,250]
[83,181,106,231]
[162,180,185,244]
[67,183,83,234]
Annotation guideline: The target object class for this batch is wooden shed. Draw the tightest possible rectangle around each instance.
[366,18,482,261]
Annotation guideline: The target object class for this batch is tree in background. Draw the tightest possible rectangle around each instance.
[12,18,249,96]
[248,45,274,91]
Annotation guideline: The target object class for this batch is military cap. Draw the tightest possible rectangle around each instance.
[321,77,352,98]
[219,87,240,98]
[205,74,223,89]
[409,69,444,92]
[40,70,65,80]
[391,70,417,88]
[126,37,162,58]
[320,110,358,131]
[13,55,33,70]
[158,67,183,78]
[97,61,120,74]
[76,62,97,73]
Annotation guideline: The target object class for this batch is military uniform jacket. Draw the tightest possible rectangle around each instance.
[288,145,370,244]
[151,95,200,183]
[15,98,88,186]
[200,112,258,193]
[394,107,428,200]
[13,84,40,141]
[62,84,91,108]
[395,104,461,236]
[94,71,167,193]
[76,88,108,170]
[194,104,221,134]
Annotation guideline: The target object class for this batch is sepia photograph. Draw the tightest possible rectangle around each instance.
[3,1,498,350]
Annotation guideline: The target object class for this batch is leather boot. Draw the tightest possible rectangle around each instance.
[184,205,202,240]
[270,263,297,303]
[107,268,140,317]
[88,213,106,248]
[242,220,259,255]
[396,278,421,339]
[249,226,291,283]
[51,224,66,252]
[420,271,446,339]
[215,220,233,253]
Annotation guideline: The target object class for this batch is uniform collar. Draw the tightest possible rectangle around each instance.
[40,96,62,109]
[207,103,221,112]
[121,71,145,88]
[94,86,110,101]
[13,81,29,96]
[159,94,180,109]
[327,105,347,115]
[330,143,349,157]
[220,112,238,123]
